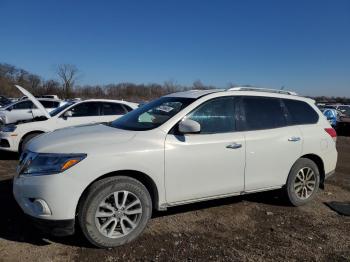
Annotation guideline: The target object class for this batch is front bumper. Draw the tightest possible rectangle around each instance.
[27,215,75,236]
[13,171,84,221]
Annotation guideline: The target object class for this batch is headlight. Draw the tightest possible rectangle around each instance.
[1,124,16,132]
[18,152,87,176]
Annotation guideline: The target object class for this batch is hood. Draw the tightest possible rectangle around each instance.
[27,124,136,154]
[15,85,51,119]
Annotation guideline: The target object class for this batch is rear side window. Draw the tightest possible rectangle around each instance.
[242,96,287,130]
[283,99,319,125]
[187,97,236,134]
[70,102,100,117]
[123,104,133,112]
[101,103,127,115]
[40,101,60,108]
[12,101,34,110]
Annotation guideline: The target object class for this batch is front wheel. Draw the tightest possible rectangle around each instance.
[285,158,320,206]
[78,176,152,248]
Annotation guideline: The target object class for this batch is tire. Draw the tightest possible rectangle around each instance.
[78,176,152,248]
[19,132,42,154]
[286,158,320,206]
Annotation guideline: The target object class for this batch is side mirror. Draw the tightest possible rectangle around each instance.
[7,107,12,111]
[63,110,73,118]
[178,119,201,134]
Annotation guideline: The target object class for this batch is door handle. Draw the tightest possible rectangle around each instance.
[226,143,242,149]
[288,137,301,142]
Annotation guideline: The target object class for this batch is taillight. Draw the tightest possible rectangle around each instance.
[325,128,337,142]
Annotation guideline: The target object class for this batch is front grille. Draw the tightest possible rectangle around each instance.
[0,139,10,148]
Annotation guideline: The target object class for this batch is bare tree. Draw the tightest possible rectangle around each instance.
[56,64,78,98]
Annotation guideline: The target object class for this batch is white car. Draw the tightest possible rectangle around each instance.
[13,87,337,248]
[0,97,65,125]
[0,85,138,153]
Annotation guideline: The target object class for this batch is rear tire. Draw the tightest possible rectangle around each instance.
[286,158,320,206]
[78,176,152,248]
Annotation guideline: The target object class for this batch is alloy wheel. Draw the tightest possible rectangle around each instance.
[95,190,143,238]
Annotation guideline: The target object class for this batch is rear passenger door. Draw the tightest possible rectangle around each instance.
[99,102,128,122]
[242,96,302,192]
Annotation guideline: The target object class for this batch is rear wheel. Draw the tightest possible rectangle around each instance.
[78,176,152,248]
[286,158,320,206]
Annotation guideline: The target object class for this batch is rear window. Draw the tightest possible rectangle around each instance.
[283,99,319,125]
[242,96,287,130]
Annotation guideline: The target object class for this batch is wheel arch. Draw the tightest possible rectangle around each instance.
[299,154,326,189]
[76,170,160,216]
[19,130,46,152]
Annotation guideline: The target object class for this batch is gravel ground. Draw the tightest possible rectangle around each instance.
[0,137,349,262]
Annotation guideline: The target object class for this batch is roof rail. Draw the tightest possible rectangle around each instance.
[228,87,298,96]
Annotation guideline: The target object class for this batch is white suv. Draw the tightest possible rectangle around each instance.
[13,88,338,248]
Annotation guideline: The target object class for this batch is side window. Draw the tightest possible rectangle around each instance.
[186,97,236,134]
[69,102,100,117]
[12,101,34,110]
[40,101,60,108]
[242,96,287,130]
[123,104,133,112]
[283,99,319,125]
[101,103,127,115]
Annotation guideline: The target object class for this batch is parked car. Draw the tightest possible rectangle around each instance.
[0,95,12,108]
[0,85,138,153]
[323,108,339,127]
[323,105,350,133]
[0,97,65,125]
[334,105,350,133]
[13,87,337,248]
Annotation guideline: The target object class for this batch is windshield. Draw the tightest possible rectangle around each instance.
[49,102,75,117]
[110,97,196,131]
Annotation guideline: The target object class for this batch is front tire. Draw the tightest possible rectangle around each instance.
[286,158,320,206]
[78,176,152,248]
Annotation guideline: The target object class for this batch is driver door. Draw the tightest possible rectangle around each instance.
[165,96,245,203]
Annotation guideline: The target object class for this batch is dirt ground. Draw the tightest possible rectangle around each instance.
[0,138,349,262]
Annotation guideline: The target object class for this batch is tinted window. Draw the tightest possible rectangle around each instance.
[187,97,236,134]
[50,102,75,117]
[101,103,126,115]
[70,102,100,117]
[283,99,319,125]
[12,101,34,110]
[243,97,287,130]
[123,104,133,112]
[40,101,60,108]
